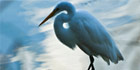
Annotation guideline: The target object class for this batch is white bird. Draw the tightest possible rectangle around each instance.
[39,2,123,70]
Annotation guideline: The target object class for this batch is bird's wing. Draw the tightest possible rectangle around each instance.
[69,11,123,64]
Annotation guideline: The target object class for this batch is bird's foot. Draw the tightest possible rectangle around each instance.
[87,56,95,70]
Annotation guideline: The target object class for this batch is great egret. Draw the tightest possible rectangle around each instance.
[39,2,123,70]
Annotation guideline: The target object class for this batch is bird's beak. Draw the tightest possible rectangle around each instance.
[39,8,59,27]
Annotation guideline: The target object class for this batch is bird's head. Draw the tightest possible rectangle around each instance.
[39,2,75,27]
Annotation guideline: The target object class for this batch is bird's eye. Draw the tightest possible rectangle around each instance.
[56,8,60,11]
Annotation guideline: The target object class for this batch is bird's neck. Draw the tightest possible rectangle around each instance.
[54,13,73,41]
[67,10,75,19]
[54,16,72,43]
[54,7,76,38]
[66,6,76,19]
[54,18,64,32]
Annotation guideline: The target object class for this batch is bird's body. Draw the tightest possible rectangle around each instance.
[39,2,123,70]
[54,10,123,64]
[71,11,123,64]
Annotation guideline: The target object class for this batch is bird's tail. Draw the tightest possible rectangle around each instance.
[116,49,124,61]
[111,48,124,64]
[101,48,124,65]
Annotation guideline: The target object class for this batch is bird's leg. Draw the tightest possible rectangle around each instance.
[87,56,95,70]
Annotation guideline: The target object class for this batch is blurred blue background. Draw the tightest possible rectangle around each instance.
[0,0,140,70]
